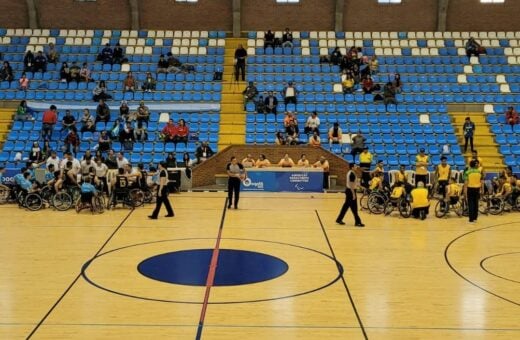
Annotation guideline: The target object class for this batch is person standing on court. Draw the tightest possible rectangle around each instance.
[227,156,246,209]
[463,116,475,153]
[358,146,372,189]
[464,160,483,223]
[234,44,247,82]
[336,163,364,227]
[148,161,174,219]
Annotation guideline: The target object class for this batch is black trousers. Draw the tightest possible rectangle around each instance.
[464,136,474,152]
[438,180,448,198]
[228,177,241,207]
[467,187,480,222]
[235,62,245,81]
[337,190,361,224]
[351,147,363,162]
[360,163,371,188]
[151,187,173,217]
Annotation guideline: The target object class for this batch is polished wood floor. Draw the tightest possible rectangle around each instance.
[1,192,519,339]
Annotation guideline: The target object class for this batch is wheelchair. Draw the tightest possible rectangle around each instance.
[75,192,105,214]
[435,196,464,218]
[366,189,392,215]
[478,193,504,215]
[16,187,44,211]
[384,196,412,218]
[107,186,145,209]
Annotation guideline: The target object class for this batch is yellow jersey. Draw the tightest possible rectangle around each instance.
[415,155,429,175]
[502,182,512,194]
[369,177,381,191]
[465,168,482,188]
[411,188,429,208]
[437,164,450,181]
[391,186,405,199]
[447,183,460,197]
[359,152,373,164]
[396,171,406,183]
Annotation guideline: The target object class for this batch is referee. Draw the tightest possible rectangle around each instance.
[226,156,245,209]
[336,163,364,227]
[464,160,483,223]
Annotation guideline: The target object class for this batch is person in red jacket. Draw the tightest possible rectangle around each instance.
[505,106,519,131]
[42,104,58,140]
[174,118,189,148]
[161,119,177,144]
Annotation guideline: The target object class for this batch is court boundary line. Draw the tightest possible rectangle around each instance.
[315,210,368,340]
[26,209,135,339]
[480,252,520,284]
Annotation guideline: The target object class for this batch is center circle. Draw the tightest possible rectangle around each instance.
[137,249,289,286]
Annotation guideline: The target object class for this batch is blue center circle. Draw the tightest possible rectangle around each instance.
[137,249,289,286]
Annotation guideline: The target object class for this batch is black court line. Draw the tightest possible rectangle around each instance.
[480,252,520,284]
[315,210,368,340]
[26,209,134,339]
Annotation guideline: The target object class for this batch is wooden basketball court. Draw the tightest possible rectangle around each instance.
[1,192,519,339]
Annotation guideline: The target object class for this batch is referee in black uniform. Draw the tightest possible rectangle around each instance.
[234,44,247,81]
[148,161,174,219]
[336,163,365,227]
[226,156,245,209]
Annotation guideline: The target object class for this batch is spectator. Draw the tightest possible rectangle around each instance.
[328,122,343,145]
[79,62,92,82]
[113,43,124,64]
[369,55,379,74]
[119,122,135,150]
[157,54,169,73]
[161,119,177,144]
[330,47,342,65]
[64,128,80,155]
[383,82,397,109]
[119,100,130,121]
[282,81,298,106]
[341,73,355,94]
[463,116,475,153]
[304,111,320,135]
[242,81,258,109]
[29,141,42,163]
[80,109,95,133]
[181,152,195,167]
[278,153,295,167]
[351,131,366,163]
[23,50,35,72]
[465,37,484,60]
[100,43,113,64]
[282,28,293,48]
[264,91,278,115]
[195,141,214,163]
[45,42,59,64]
[275,131,286,145]
[123,71,136,92]
[14,100,34,121]
[92,80,111,102]
[42,105,58,140]
[234,44,247,81]
[166,52,195,73]
[95,99,111,123]
[136,101,150,126]
[33,51,47,73]
[174,119,189,147]
[141,72,156,92]
[410,181,430,220]
[505,106,519,131]
[165,152,178,168]
[392,73,403,93]
[362,75,375,94]
[59,62,71,82]
[255,95,266,114]
[313,156,330,189]
[97,130,111,153]
[264,30,275,49]
[297,154,310,167]
[415,148,430,187]
[256,154,271,168]
[62,109,77,131]
[134,121,148,142]
[286,120,300,145]
[68,62,81,83]
[0,61,13,82]
[242,154,256,168]
[18,73,29,91]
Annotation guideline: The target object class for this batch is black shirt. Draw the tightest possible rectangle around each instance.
[234,48,247,62]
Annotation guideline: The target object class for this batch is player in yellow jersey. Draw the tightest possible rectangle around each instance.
[369,172,383,191]
[410,181,430,220]
[415,148,430,188]
[434,156,451,198]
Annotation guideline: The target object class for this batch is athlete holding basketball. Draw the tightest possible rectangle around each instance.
[227,156,246,209]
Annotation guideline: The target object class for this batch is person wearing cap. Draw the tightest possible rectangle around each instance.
[336,162,364,227]
[148,161,174,219]
[264,91,278,114]
[242,81,258,110]
[410,181,430,220]
[464,160,483,223]
[304,111,320,135]
[282,81,298,106]
[359,147,373,188]
[415,148,430,188]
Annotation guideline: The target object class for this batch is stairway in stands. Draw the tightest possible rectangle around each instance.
[0,108,14,151]
[451,111,505,172]
[218,37,247,149]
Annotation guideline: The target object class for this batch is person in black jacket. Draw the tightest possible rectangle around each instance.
[234,44,247,81]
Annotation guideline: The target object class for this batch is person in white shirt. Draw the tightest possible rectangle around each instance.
[93,157,109,193]
[282,81,298,106]
[116,152,129,169]
[304,111,320,135]
[60,152,81,174]
[46,150,60,170]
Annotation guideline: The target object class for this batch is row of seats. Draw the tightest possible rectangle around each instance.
[246,112,451,124]
[247,103,449,114]
[0,91,222,102]
[248,31,520,40]
[0,28,226,39]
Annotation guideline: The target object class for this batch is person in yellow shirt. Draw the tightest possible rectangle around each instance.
[410,181,430,220]
[369,172,383,191]
[464,160,484,223]
[371,160,384,178]
[390,182,405,200]
[415,148,430,188]
[435,156,451,198]
[395,164,413,193]
[497,177,512,203]
[443,177,461,212]
[359,147,373,188]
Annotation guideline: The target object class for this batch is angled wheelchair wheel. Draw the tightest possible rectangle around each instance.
[69,186,81,203]
[478,197,489,215]
[488,197,504,215]
[0,186,10,204]
[25,193,43,211]
[127,188,145,208]
[398,198,411,218]
[53,192,72,211]
[454,201,463,216]
[75,197,84,213]
[368,193,386,215]
[93,195,105,213]
[460,198,469,217]
[383,201,394,216]
[434,200,447,218]
[359,193,369,210]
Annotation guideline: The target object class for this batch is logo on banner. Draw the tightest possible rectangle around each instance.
[242,178,264,189]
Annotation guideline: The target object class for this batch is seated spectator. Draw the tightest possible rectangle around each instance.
[62,109,77,131]
[136,101,150,125]
[92,80,111,102]
[64,128,80,155]
[383,82,397,109]
[392,73,403,93]
[80,109,95,133]
[255,95,266,114]
[282,28,293,48]
[134,121,148,142]
[113,43,124,64]
[341,73,355,94]
[123,71,137,92]
[304,111,320,135]
[264,30,275,49]
[165,152,178,168]
[45,42,59,64]
[369,55,378,74]
[465,37,484,59]
[141,72,156,92]
[256,154,271,168]
[505,106,519,131]
[282,81,298,105]
[14,100,34,121]
[242,81,258,109]
[297,154,310,167]
[95,99,111,123]
[34,51,47,73]
[195,141,214,163]
[59,62,71,82]
[23,50,35,73]
[29,141,42,163]
[157,54,169,73]
[79,62,92,82]
[362,75,376,94]
[70,61,81,82]
[97,130,111,153]
[166,52,195,73]
[264,91,278,114]
[330,47,342,65]
[119,100,130,121]
[242,154,256,168]
[283,111,297,130]
[174,119,189,147]
[328,122,343,145]
[18,73,29,91]
[278,154,295,167]
[410,181,430,220]
[99,43,113,64]
[181,152,195,168]
[0,61,14,82]
[161,119,177,143]
[286,121,300,145]
[275,131,286,145]
[309,131,321,147]
[313,156,330,189]
[119,122,135,149]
